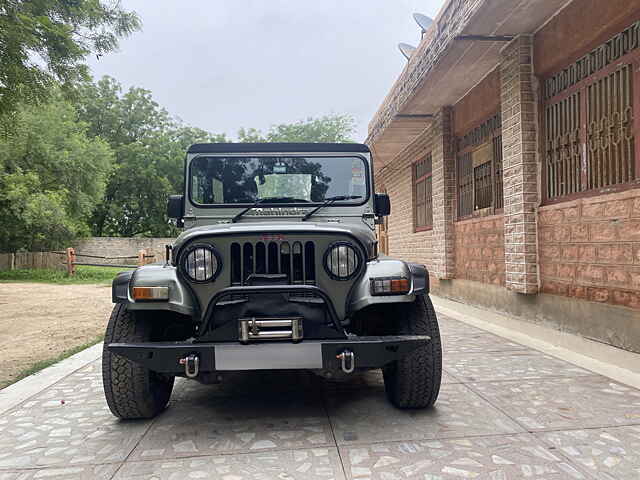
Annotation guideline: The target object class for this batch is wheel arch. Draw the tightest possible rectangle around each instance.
[348,257,429,314]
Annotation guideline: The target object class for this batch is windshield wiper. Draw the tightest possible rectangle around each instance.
[301,195,362,221]
[231,197,309,223]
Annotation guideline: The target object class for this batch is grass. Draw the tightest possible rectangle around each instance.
[0,265,134,284]
[0,334,105,390]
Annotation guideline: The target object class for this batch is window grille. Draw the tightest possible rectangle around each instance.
[544,60,637,201]
[413,154,433,230]
[456,113,503,219]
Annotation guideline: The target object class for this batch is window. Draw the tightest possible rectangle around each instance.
[413,154,433,231]
[189,155,369,205]
[456,113,503,219]
[543,25,640,202]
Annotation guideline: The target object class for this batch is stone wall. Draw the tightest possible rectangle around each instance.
[378,125,436,274]
[538,188,640,310]
[500,35,540,294]
[455,215,505,286]
[73,237,176,264]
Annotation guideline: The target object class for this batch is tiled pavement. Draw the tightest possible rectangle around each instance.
[1,313,640,479]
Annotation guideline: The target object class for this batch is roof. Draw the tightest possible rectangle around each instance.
[187,143,370,154]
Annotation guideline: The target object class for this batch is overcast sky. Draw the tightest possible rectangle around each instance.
[87,0,444,142]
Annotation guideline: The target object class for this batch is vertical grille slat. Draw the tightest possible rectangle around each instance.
[231,238,317,286]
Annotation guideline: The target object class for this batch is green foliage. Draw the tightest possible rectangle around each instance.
[237,114,356,143]
[0,0,141,114]
[0,265,130,284]
[0,95,113,252]
[75,76,228,237]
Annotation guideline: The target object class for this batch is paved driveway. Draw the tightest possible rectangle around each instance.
[1,312,640,479]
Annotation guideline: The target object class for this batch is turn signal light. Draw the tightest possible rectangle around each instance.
[370,277,410,296]
[132,286,169,301]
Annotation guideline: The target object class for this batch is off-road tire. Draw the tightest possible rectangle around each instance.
[102,304,174,419]
[383,294,442,408]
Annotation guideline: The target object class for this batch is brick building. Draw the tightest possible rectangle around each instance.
[367,0,640,352]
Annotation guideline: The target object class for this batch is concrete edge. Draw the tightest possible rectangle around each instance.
[432,295,640,390]
[0,343,102,415]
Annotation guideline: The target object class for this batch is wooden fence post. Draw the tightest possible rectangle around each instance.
[138,249,145,266]
[10,253,15,271]
[66,247,76,276]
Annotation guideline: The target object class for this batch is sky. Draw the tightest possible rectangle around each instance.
[87,0,445,142]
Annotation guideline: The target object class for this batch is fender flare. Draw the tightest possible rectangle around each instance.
[348,257,429,313]
[112,265,196,317]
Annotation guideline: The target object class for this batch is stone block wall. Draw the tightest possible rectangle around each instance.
[539,189,640,309]
[73,237,176,264]
[455,215,505,286]
[500,35,540,294]
[378,127,435,273]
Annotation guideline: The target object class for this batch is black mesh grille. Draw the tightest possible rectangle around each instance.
[230,240,316,285]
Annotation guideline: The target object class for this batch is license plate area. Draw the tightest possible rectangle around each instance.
[238,316,303,344]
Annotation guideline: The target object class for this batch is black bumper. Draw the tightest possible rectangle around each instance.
[107,335,429,374]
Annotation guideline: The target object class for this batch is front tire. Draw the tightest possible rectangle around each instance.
[102,304,174,419]
[383,295,442,408]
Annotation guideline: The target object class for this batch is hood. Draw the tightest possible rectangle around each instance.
[173,220,376,255]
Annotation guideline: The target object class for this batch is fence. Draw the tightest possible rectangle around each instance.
[0,248,159,275]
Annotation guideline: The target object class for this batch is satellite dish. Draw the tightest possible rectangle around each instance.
[398,43,416,60]
[413,13,434,33]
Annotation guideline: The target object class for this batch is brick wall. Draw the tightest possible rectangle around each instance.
[539,188,640,309]
[378,127,435,272]
[455,215,505,286]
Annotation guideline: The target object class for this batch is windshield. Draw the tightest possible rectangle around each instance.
[189,156,368,205]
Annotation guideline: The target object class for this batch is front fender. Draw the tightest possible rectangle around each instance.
[349,257,429,313]
[112,264,196,316]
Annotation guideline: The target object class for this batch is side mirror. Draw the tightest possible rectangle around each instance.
[374,193,391,217]
[167,194,184,220]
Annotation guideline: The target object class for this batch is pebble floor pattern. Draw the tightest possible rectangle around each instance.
[1,313,640,479]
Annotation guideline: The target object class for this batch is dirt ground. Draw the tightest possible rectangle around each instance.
[0,283,113,388]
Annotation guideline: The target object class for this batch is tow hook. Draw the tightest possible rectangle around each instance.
[336,349,355,374]
[179,354,200,378]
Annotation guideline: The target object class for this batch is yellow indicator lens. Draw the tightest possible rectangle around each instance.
[132,286,169,301]
[391,278,410,293]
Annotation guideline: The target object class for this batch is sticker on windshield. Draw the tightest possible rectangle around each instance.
[351,160,365,185]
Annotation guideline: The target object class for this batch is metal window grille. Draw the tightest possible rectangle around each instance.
[413,154,433,230]
[545,92,583,199]
[456,114,503,219]
[587,64,636,189]
[473,161,492,210]
[493,135,504,209]
[544,60,637,201]
[457,151,473,218]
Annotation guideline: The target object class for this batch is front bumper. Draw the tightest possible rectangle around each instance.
[107,335,429,374]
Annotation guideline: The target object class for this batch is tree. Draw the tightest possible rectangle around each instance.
[237,114,356,143]
[0,0,141,114]
[76,76,228,236]
[0,95,113,252]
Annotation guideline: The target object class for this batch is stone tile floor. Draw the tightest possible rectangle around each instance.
[1,313,640,479]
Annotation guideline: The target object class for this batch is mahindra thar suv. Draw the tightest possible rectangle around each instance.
[103,143,442,419]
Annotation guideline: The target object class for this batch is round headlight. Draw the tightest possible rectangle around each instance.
[182,245,220,282]
[324,242,361,280]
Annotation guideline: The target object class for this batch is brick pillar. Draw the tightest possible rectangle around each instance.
[431,107,456,279]
[500,35,539,294]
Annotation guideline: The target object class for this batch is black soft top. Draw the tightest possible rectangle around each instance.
[187,142,370,154]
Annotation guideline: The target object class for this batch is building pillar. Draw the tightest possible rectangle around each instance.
[500,35,540,294]
[431,106,456,279]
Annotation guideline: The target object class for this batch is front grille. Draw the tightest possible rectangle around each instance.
[230,240,316,285]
